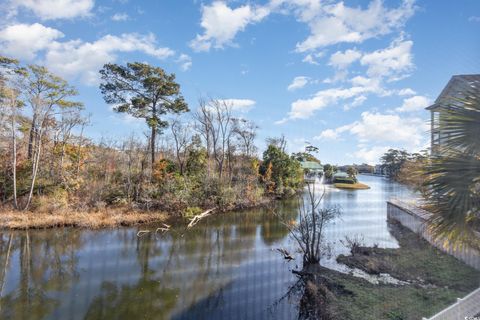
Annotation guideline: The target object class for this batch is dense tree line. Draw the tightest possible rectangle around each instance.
[0,56,304,215]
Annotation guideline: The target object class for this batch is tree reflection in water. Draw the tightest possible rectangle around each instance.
[0,204,299,319]
[0,229,82,320]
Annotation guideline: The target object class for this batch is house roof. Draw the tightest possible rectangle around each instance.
[426,74,480,110]
[300,161,323,170]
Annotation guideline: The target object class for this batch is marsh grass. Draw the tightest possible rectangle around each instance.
[0,208,167,229]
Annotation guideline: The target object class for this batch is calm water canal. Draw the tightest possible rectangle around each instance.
[0,175,416,319]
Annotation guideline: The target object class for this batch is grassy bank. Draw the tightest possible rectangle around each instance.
[334,182,370,190]
[0,197,273,230]
[300,220,480,319]
[0,208,169,229]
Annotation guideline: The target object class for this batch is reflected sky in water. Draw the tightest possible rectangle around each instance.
[0,175,416,319]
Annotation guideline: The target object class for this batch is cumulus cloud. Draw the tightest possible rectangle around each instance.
[287,86,374,119]
[189,1,269,51]
[395,95,430,112]
[0,23,64,59]
[314,124,352,141]
[348,112,427,145]
[360,36,414,81]
[287,76,309,91]
[10,0,94,20]
[316,111,428,163]
[292,0,416,52]
[329,48,361,69]
[45,33,174,84]
[176,54,192,71]
[217,99,256,112]
[0,23,175,85]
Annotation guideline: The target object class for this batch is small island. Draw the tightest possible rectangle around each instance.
[334,182,370,190]
[322,165,371,190]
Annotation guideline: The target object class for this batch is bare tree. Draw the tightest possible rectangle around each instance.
[233,118,258,157]
[193,98,235,179]
[267,134,287,153]
[209,99,234,178]
[170,118,191,175]
[276,183,339,266]
[193,98,214,177]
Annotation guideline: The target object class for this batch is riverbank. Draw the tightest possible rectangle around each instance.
[0,198,273,230]
[0,208,168,229]
[295,220,480,319]
[334,182,370,190]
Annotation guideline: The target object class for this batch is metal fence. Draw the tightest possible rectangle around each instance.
[423,287,480,320]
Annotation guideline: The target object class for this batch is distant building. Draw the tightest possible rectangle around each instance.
[299,161,323,182]
[426,74,480,154]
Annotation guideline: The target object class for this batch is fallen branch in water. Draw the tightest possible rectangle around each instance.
[187,208,215,229]
[137,230,151,237]
[276,247,295,261]
[155,223,171,233]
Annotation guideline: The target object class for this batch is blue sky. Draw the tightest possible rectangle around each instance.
[1,0,479,164]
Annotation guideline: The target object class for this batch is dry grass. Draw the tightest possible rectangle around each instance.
[0,208,168,229]
[334,182,370,190]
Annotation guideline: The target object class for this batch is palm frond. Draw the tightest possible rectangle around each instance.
[424,80,480,248]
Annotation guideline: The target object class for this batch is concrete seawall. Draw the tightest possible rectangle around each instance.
[387,199,480,320]
[387,199,480,271]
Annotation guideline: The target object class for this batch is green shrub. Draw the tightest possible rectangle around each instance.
[333,177,355,184]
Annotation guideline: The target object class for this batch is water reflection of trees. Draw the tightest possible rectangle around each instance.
[0,229,83,320]
[0,205,299,319]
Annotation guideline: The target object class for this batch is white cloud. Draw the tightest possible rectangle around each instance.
[360,36,413,81]
[45,32,174,84]
[189,1,269,52]
[111,13,129,21]
[397,88,416,96]
[344,95,367,110]
[314,124,352,141]
[302,51,324,65]
[11,0,94,20]
[288,86,372,119]
[218,99,256,112]
[316,111,428,163]
[176,54,192,71]
[0,24,174,82]
[395,95,430,112]
[0,23,63,59]
[286,76,387,120]
[348,111,427,146]
[0,23,174,85]
[353,146,391,164]
[469,16,480,22]
[287,76,309,91]
[293,0,416,52]
[319,112,427,143]
[329,48,361,69]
